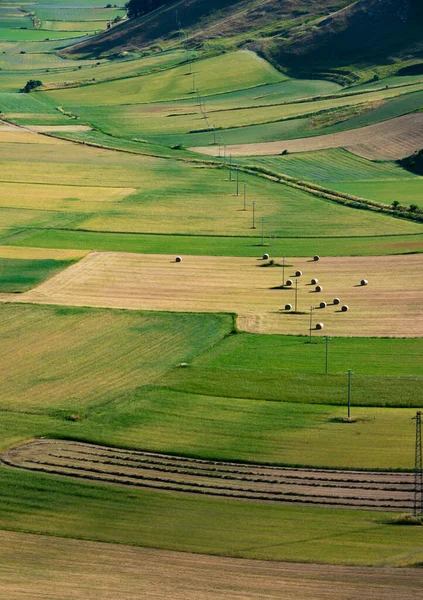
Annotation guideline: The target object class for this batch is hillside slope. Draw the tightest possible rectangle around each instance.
[63,0,352,58]
[260,0,423,71]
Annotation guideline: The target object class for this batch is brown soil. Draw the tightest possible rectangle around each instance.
[2,440,414,511]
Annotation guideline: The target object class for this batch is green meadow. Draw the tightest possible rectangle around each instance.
[0,257,74,292]
[6,228,422,257]
[239,150,423,210]
[1,467,422,566]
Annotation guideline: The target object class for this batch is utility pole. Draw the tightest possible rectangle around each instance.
[346,369,354,419]
[252,201,256,229]
[413,411,423,517]
[243,184,247,211]
[236,167,239,196]
[229,154,232,181]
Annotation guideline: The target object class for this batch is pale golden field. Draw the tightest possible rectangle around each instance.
[193,113,423,159]
[1,530,422,600]
[6,251,422,337]
[0,181,136,211]
[0,245,88,260]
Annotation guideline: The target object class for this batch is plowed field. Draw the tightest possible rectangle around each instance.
[3,440,415,511]
[6,251,422,337]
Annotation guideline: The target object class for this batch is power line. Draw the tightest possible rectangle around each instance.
[413,411,423,517]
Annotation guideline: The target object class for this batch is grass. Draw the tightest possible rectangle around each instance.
[0,131,420,238]
[237,150,423,210]
[0,257,75,292]
[0,29,87,42]
[51,83,423,141]
[174,333,423,376]
[328,180,423,209]
[163,332,423,409]
[42,50,286,106]
[0,303,232,412]
[0,467,422,566]
[5,228,423,257]
[238,149,417,183]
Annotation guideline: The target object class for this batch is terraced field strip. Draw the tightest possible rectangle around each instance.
[3,440,414,511]
[9,251,423,337]
[193,113,423,159]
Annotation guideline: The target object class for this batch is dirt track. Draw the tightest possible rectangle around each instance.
[3,251,422,337]
[2,530,422,600]
[2,440,414,511]
[192,113,423,158]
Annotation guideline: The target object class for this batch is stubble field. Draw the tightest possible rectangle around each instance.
[8,251,422,337]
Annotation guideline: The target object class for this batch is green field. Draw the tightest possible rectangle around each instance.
[5,228,423,258]
[238,150,423,210]
[1,467,422,566]
[163,333,422,408]
[0,303,232,413]
[0,257,74,292]
[0,133,420,240]
[0,29,87,42]
[0,303,419,470]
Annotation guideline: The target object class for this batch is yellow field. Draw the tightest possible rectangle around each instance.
[0,181,136,211]
[25,125,93,132]
[1,530,421,600]
[0,129,66,144]
[0,245,87,260]
[193,113,423,159]
[6,251,422,337]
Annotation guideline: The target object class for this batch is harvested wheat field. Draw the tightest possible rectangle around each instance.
[2,530,422,600]
[193,113,423,159]
[7,251,422,337]
[2,440,415,511]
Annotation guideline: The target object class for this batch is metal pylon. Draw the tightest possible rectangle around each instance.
[413,411,423,517]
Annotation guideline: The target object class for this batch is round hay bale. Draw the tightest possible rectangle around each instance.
[316,322,324,330]
[295,270,302,277]
[285,279,293,287]
[311,278,318,285]
[263,253,270,260]
[313,255,320,261]
[360,279,368,286]
[175,256,182,263]
[333,298,340,305]
[319,301,327,309]
[284,304,292,311]
[315,285,322,292]
[341,305,349,312]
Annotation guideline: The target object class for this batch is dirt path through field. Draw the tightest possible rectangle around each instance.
[2,251,421,337]
[2,440,414,510]
[192,113,423,158]
[1,530,422,600]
